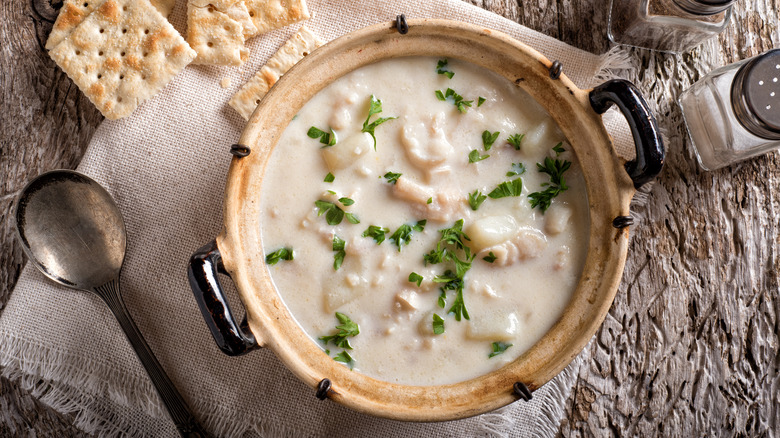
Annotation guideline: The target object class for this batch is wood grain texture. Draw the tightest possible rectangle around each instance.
[1,0,778,436]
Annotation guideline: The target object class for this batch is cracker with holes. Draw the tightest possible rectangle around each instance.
[48,0,197,120]
[244,0,309,36]
[229,25,321,120]
[187,0,257,66]
[46,0,176,50]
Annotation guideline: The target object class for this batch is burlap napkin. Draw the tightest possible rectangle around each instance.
[0,0,634,436]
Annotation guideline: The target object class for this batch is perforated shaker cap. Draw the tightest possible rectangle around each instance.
[731,49,780,140]
[673,0,735,15]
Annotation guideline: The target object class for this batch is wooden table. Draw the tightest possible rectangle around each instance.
[1,0,778,435]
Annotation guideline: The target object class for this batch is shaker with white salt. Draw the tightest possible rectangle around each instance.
[679,49,780,170]
[607,0,736,53]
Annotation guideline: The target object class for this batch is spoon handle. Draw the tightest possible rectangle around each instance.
[95,278,211,438]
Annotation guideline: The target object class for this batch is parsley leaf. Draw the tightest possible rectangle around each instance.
[362,225,389,244]
[315,200,344,225]
[468,190,487,211]
[435,88,473,113]
[319,312,359,349]
[488,178,523,199]
[383,171,402,184]
[338,197,355,206]
[265,247,293,265]
[361,95,396,150]
[333,351,354,367]
[324,172,335,183]
[529,155,572,212]
[427,197,433,204]
[408,272,424,287]
[507,133,524,150]
[506,162,526,177]
[332,235,346,270]
[432,313,445,334]
[552,142,565,155]
[469,149,490,163]
[345,213,360,224]
[477,96,486,107]
[483,251,497,263]
[389,220,427,251]
[438,290,446,308]
[482,130,500,151]
[307,126,337,147]
[436,59,454,79]
[449,289,470,321]
[489,341,513,358]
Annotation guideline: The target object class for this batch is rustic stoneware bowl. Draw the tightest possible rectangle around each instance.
[188,18,664,421]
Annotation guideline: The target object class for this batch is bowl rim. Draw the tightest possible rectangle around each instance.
[219,18,636,421]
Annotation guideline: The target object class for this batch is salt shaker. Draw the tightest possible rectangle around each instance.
[608,0,736,53]
[679,49,780,170]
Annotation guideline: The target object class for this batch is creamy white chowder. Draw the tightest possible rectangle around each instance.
[259,57,589,386]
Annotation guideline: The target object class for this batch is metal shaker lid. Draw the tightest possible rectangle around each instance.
[673,0,736,15]
[731,49,780,140]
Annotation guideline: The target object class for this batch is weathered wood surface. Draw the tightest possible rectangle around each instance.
[1,0,778,436]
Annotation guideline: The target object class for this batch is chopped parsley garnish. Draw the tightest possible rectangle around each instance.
[333,351,354,367]
[477,96,486,107]
[432,313,445,335]
[324,172,335,183]
[507,133,524,150]
[315,198,358,225]
[433,269,464,291]
[307,126,336,147]
[265,247,293,265]
[425,220,474,321]
[489,341,513,358]
[488,178,523,199]
[506,162,526,177]
[362,225,389,244]
[383,171,402,184]
[408,272,424,287]
[552,142,566,155]
[468,150,490,163]
[483,251,497,263]
[345,213,360,224]
[529,152,572,212]
[319,312,359,349]
[449,289,469,321]
[482,130,500,151]
[436,59,454,79]
[315,200,344,225]
[427,197,433,204]
[389,220,427,251]
[468,190,487,211]
[434,88,473,113]
[361,95,396,150]
[332,235,346,270]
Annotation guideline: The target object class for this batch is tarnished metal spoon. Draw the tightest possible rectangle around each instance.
[14,170,209,438]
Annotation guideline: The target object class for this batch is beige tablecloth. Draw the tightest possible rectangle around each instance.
[0,0,634,436]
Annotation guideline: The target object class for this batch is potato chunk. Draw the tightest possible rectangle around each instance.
[466,310,519,341]
[523,119,566,156]
[321,132,373,171]
[465,215,520,253]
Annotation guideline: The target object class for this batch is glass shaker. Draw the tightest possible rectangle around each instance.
[608,0,736,53]
[679,49,780,170]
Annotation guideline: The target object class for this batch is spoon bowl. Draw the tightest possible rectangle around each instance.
[14,169,209,438]
[15,170,125,290]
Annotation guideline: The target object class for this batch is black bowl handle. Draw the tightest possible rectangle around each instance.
[187,240,259,356]
[589,79,665,188]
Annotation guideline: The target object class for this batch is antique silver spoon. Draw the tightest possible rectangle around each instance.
[14,169,209,438]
